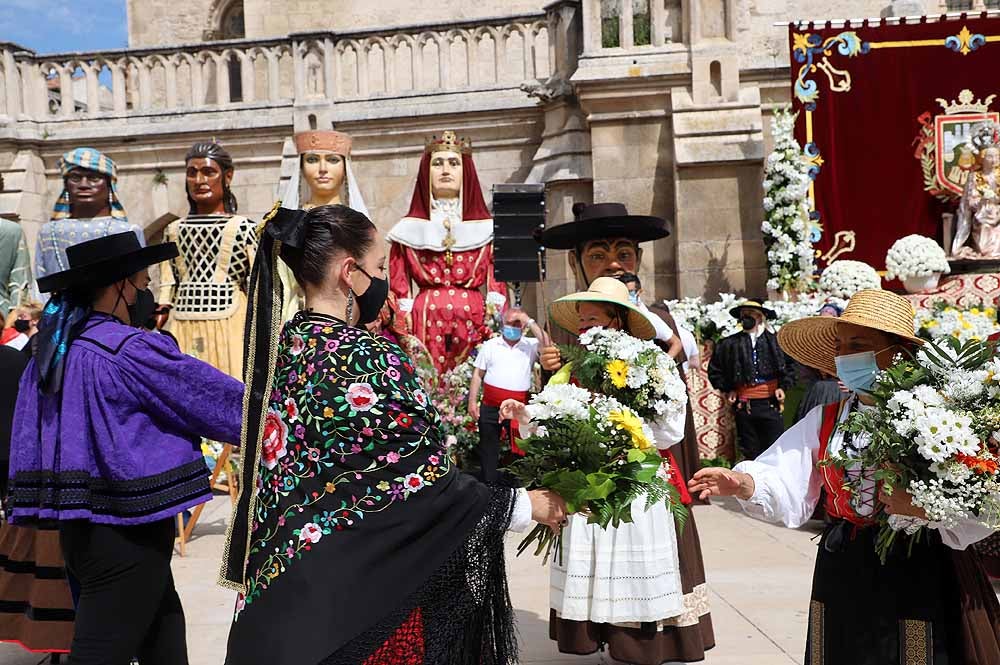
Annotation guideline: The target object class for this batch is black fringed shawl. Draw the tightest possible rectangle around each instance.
[221,205,517,665]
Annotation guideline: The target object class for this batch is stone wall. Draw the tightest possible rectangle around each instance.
[127,0,551,47]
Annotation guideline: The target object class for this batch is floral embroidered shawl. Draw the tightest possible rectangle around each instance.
[223,312,491,664]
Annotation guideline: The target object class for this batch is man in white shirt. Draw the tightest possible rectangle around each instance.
[468,308,543,482]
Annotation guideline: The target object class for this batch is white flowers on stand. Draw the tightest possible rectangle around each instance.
[818,260,882,299]
[761,109,817,293]
[885,234,951,282]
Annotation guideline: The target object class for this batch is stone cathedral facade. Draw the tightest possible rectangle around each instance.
[0,0,948,305]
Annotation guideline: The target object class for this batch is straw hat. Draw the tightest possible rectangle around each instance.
[549,277,656,340]
[777,289,923,377]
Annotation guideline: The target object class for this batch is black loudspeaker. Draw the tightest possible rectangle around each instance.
[492,183,545,283]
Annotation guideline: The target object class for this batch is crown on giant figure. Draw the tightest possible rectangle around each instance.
[294,130,353,156]
[425,130,472,155]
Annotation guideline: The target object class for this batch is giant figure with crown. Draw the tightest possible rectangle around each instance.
[388,131,506,373]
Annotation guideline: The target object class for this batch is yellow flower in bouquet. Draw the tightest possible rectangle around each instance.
[608,409,652,450]
[606,359,629,389]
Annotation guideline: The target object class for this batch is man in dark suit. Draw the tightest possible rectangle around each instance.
[0,343,28,499]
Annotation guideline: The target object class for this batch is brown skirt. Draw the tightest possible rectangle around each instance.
[550,506,716,664]
[0,522,74,653]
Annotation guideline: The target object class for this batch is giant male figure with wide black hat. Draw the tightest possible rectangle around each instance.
[538,202,715,663]
[6,232,244,664]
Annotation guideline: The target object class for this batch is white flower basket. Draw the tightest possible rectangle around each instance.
[818,260,882,299]
[885,234,951,283]
[902,273,942,294]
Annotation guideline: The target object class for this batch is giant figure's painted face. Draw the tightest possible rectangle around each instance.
[301,152,346,202]
[575,237,641,285]
[65,167,111,217]
[429,150,462,200]
[186,157,231,215]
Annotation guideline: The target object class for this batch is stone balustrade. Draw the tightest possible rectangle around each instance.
[580,0,685,54]
[0,11,555,128]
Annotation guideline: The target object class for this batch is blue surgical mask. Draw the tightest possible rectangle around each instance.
[834,351,881,394]
[501,325,523,343]
[628,291,640,305]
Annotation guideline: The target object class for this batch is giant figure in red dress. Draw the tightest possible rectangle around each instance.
[387,131,506,373]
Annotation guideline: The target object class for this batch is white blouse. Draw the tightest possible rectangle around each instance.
[733,398,994,551]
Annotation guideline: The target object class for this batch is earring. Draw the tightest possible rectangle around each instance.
[346,291,354,323]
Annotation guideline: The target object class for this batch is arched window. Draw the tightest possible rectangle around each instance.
[709,60,722,99]
[218,1,246,101]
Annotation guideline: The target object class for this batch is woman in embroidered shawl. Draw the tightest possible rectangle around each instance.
[691,289,1000,665]
[221,204,566,665]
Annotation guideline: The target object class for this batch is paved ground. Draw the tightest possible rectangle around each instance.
[0,495,826,664]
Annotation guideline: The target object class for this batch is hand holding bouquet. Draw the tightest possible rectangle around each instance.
[830,337,1000,562]
[503,383,685,564]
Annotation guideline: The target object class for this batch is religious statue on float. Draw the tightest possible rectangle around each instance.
[953,122,1000,259]
[274,130,370,322]
[158,142,257,378]
[35,148,143,282]
[387,131,506,373]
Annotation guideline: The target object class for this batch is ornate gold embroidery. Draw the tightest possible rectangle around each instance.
[901,619,931,665]
[809,600,824,665]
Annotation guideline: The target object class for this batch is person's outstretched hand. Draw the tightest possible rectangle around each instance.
[527,489,568,531]
[688,467,755,501]
[499,399,527,423]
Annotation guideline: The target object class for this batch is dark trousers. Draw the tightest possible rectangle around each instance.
[475,404,502,483]
[59,518,188,665]
[734,397,784,461]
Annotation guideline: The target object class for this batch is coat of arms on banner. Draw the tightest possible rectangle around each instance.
[915,89,999,202]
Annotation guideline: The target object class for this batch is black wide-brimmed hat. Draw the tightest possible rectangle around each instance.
[37,231,178,293]
[729,299,777,321]
[539,202,670,250]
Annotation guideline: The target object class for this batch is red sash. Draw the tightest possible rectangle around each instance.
[482,384,528,456]
[658,448,693,505]
[818,401,877,526]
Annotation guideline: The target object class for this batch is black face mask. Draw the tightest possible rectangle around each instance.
[740,315,757,331]
[13,319,30,334]
[128,288,157,328]
[354,266,389,325]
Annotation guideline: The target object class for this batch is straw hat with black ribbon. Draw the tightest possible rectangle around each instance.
[777,289,924,378]
[549,276,656,340]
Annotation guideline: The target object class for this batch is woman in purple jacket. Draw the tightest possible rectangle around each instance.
[8,232,244,665]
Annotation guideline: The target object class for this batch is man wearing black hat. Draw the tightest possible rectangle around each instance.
[538,202,715,664]
[708,300,795,461]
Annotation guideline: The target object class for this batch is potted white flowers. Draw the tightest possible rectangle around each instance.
[818,260,882,299]
[884,234,951,294]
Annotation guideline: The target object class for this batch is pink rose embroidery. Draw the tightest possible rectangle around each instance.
[284,398,299,422]
[346,382,378,411]
[261,409,288,470]
[298,522,323,544]
[386,451,401,464]
[290,334,306,356]
[428,455,440,465]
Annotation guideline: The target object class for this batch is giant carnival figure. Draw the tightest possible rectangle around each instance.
[272,130,370,322]
[387,131,506,373]
[35,147,143,283]
[158,142,258,378]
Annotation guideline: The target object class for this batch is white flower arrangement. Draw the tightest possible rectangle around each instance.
[885,234,951,282]
[818,260,882,299]
[761,109,817,294]
[914,303,1000,343]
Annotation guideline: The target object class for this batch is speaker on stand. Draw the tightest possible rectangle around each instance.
[492,184,546,308]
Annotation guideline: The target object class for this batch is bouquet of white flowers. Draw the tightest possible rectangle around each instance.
[818,260,882,299]
[508,382,686,563]
[558,327,688,422]
[885,234,951,282]
[832,338,1000,561]
[915,302,1000,343]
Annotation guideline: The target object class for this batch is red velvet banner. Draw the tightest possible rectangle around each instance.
[790,16,1000,270]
